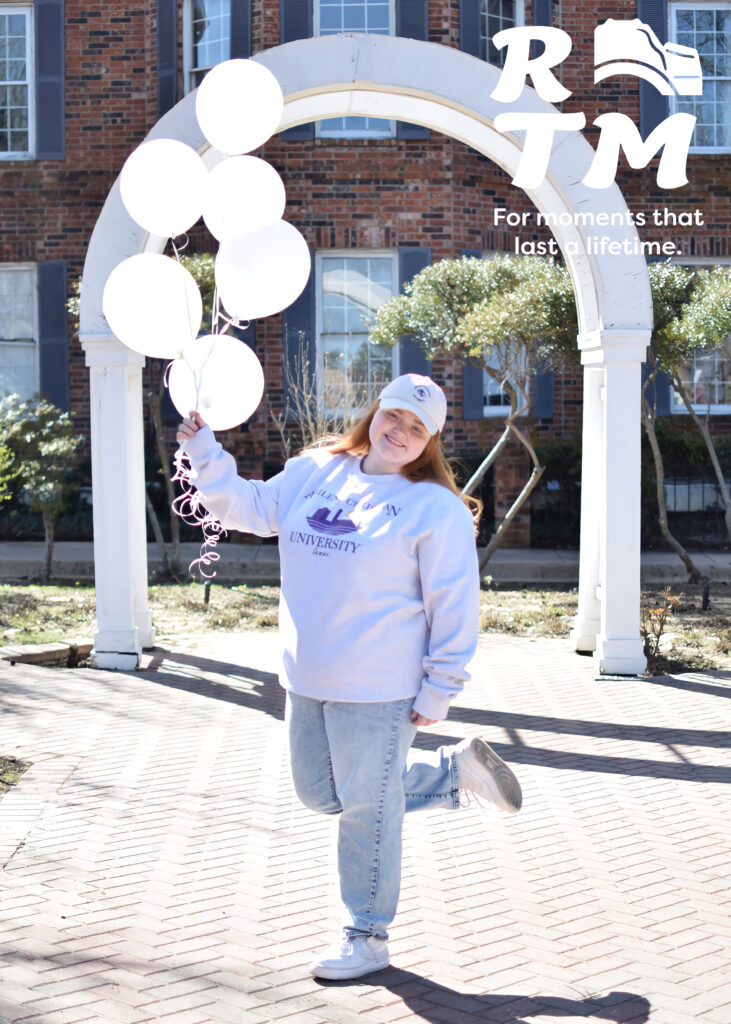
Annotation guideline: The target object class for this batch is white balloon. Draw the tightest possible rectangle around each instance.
[196,59,284,156]
[103,254,203,359]
[215,220,311,321]
[202,156,286,241]
[119,139,207,238]
[168,334,264,430]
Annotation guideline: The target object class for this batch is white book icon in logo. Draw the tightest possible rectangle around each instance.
[594,18,703,96]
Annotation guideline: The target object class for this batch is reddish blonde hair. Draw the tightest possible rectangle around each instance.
[304,402,483,530]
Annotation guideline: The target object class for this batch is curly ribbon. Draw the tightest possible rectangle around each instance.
[171,446,227,579]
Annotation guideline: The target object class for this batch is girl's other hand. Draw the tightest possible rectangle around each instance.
[176,410,206,444]
[410,711,438,727]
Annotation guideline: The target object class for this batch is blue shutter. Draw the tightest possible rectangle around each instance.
[398,248,431,375]
[231,0,252,58]
[35,0,65,160]
[533,358,554,419]
[156,0,177,119]
[282,254,316,419]
[37,261,69,411]
[531,0,551,59]
[396,0,430,139]
[459,0,480,57]
[460,249,484,419]
[280,0,314,140]
[638,0,669,139]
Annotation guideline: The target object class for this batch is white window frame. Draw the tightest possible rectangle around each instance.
[314,0,396,138]
[480,0,526,67]
[0,262,38,400]
[315,249,399,416]
[668,256,731,415]
[0,4,35,161]
[669,1,731,154]
[182,0,231,95]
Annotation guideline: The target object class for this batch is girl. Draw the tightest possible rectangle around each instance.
[177,372,522,981]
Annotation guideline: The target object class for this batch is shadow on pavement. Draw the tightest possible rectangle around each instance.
[319,971,651,1023]
[136,650,731,784]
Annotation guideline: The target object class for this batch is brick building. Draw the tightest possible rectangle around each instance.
[1,0,729,545]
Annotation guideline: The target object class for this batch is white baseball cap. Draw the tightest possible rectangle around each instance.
[378,374,447,435]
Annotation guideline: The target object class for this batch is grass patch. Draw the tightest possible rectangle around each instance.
[1,581,728,674]
[0,756,31,799]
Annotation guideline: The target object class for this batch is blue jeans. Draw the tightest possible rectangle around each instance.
[286,691,461,940]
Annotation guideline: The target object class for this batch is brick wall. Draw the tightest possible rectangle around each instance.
[1,0,728,548]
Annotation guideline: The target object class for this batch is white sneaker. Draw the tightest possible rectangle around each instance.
[309,934,390,980]
[454,737,522,813]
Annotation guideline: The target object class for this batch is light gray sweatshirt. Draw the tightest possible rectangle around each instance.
[185,426,480,721]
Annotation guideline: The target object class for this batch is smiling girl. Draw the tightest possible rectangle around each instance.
[177,372,522,980]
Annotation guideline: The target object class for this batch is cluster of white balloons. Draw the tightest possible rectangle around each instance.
[102,59,311,430]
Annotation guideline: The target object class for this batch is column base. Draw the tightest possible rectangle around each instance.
[594,636,647,676]
[91,650,140,671]
[569,616,600,653]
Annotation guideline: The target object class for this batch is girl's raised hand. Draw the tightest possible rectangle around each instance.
[176,410,207,444]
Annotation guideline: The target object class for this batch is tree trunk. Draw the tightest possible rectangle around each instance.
[463,371,544,569]
[150,387,181,574]
[641,393,705,584]
[145,487,169,575]
[478,463,544,569]
[41,509,55,582]
[672,373,731,541]
[461,424,511,496]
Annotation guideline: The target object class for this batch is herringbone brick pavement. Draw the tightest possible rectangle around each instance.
[1,632,729,1024]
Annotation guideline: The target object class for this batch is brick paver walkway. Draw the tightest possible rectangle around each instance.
[1,633,729,1024]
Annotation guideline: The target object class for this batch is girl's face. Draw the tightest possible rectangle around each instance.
[364,406,431,474]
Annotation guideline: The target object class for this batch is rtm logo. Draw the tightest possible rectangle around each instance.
[491,19,701,190]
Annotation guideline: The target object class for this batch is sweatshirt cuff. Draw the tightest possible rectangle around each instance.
[412,681,453,722]
[183,424,217,460]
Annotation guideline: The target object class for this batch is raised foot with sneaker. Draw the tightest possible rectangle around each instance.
[454,736,522,813]
[309,934,389,980]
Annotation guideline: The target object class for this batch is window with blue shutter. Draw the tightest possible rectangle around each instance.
[637,0,669,140]
[37,260,69,411]
[395,0,430,138]
[35,0,65,160]
[459,0,525,65]
[157,0,177,116]
[282,253,316,419]
[398,247,431,375]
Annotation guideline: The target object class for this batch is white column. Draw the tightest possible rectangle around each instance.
[579,331,649,676]
[570,365,603,652]
[83,337,155,670]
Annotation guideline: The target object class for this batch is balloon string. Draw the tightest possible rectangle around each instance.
[171,446,226,580]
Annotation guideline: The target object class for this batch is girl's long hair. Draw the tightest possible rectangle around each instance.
[304,402,483,530]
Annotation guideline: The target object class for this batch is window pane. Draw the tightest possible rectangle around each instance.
[319,256,395,413]
[480,0,515,65]
[0,12,28,154]
[0,341,35,401]
[0,269,34,340]
[191,0,231,72]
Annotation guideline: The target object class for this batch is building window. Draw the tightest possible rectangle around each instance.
[671,337,731,413]
[0,6,33,159]
[317,252,398,414]
[0,265,36,400]
[184,0,231,92]
[315,0,394,137]
[671,3,731,151]
[480,0,524,66]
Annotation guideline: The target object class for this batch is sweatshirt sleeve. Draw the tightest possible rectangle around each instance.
[412,499,480,721]
[183,425,282,537]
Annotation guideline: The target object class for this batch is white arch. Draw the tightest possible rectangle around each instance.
[81,34,651,674]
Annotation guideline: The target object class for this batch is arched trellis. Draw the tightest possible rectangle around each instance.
[80,34,651,674]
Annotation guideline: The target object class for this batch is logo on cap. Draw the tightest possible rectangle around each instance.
[413,386,430,402]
